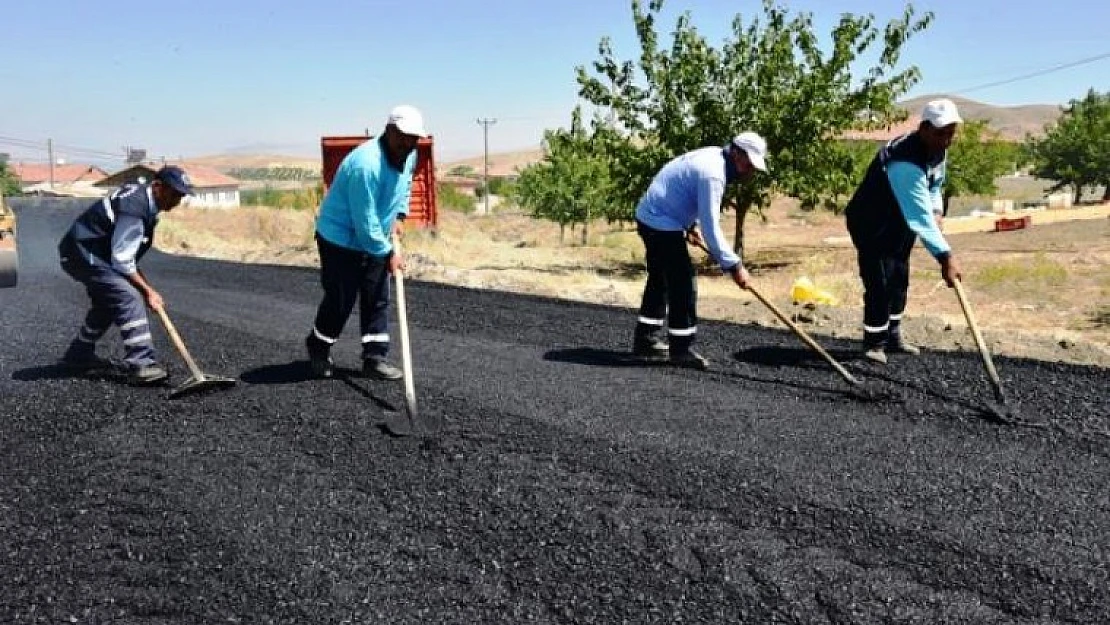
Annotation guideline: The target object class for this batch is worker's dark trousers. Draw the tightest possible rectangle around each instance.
[848,229,916,348]
[635,221,697,355]
[308,234,391,360]
[60,260,157,367]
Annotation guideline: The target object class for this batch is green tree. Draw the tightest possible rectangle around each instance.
[514,107,616,243]
[0,162,20,196]
[576,0,932,254]
[944,120,1020,212]
[1025,89,1110,203]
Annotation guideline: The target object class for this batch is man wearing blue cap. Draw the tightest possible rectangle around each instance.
[304,104,427,380]
[58,165,194,384]
[845,98,964,364]
[632,131,769,370]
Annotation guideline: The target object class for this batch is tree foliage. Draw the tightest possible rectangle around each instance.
[576,0,933,252]
[513,107,617,243]
[1024,89,1110,203]
[0,162,20,197]
[943,120,1020,211]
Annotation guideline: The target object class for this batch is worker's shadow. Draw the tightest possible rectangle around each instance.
[12,362,96,382]
[542,347,665,368]
[239,360,395,411]
[734,345,863,369]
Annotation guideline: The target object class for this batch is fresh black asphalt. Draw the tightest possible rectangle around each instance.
[1,200,1107,623]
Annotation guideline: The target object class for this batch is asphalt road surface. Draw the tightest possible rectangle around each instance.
[2,201,1108,624]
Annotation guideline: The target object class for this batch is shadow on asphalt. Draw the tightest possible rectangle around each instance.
[11,363,85,382]
[542,347,666,368]
[734,345,864,368]
[240,360,398,412]
[240,360,319,384]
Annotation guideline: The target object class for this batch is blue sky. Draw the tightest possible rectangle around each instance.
[1,0,1107,167]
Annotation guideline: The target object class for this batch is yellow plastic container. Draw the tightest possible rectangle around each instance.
[791,277,838,306]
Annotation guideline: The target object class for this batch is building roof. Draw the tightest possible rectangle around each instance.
[10,163,108,185]
[95,162,241,189]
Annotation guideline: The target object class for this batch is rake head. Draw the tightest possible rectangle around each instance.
[168,374,237,399]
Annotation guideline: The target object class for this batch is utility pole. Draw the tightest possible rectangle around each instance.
[476,117,497,215]
[47,138,55,189]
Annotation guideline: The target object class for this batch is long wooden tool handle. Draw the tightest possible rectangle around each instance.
[154,307,204,378]
[690,239,861,387]
[747,284,862,387]
[952,279,1004,399]
[393,237,418,416]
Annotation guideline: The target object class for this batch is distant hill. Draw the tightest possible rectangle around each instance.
[899,95,1061,140]
[185,153,321,173]
[438,148,545,178]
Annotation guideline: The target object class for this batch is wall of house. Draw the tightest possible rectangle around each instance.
[188,186,240,208]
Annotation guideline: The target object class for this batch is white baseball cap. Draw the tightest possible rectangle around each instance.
[387,104,428,138]
[921,98,962,128]
[730,131,768,172]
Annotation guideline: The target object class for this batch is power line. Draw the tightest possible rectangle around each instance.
[952,51,1110,95]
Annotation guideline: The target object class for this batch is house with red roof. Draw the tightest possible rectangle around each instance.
[10,162,109,196]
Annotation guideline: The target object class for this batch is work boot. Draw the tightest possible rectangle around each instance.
[632,334,669,361]
[863,346,888,364]
[127,364,169,386]
[670,349,710,371]
[305,335,334,379]
[363,357,403,381]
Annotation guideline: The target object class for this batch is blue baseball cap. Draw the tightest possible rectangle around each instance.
[155,165,195,195]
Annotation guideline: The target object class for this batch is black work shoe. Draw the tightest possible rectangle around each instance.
[305,335,334,379]
[363,358,403,381]
[670,350,710,370]
[128,364,169,386]
[632,335,669,360]
[887,340,921,355]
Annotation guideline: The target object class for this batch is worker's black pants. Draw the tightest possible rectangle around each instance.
[308,234,391,360]
[635,221,697,354]
[847,221,916,348]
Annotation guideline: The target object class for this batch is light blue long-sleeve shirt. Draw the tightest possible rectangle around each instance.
[634,147,742,272]
[886,160,950,258]
[316,138,414,256]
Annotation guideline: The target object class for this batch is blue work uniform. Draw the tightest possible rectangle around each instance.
[308,137,415,360]
[845,131,952,348]
[58,183,162,367]
[633,146,743,355]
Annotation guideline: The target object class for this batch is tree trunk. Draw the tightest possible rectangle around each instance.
[732,202,751,259]
[1102,184,1110,202]
[559,224,565,243]
[1074,186,1082,206]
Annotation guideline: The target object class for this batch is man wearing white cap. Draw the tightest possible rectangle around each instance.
[305,104,428,379]
[845,98,964,364]
[632,131,769,370]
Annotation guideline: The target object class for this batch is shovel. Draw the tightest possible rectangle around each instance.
[381,235,425,437]
[154,307,237,399]
[951,278,1024,423]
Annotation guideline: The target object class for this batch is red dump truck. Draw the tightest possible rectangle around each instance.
[320,136,437,229]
